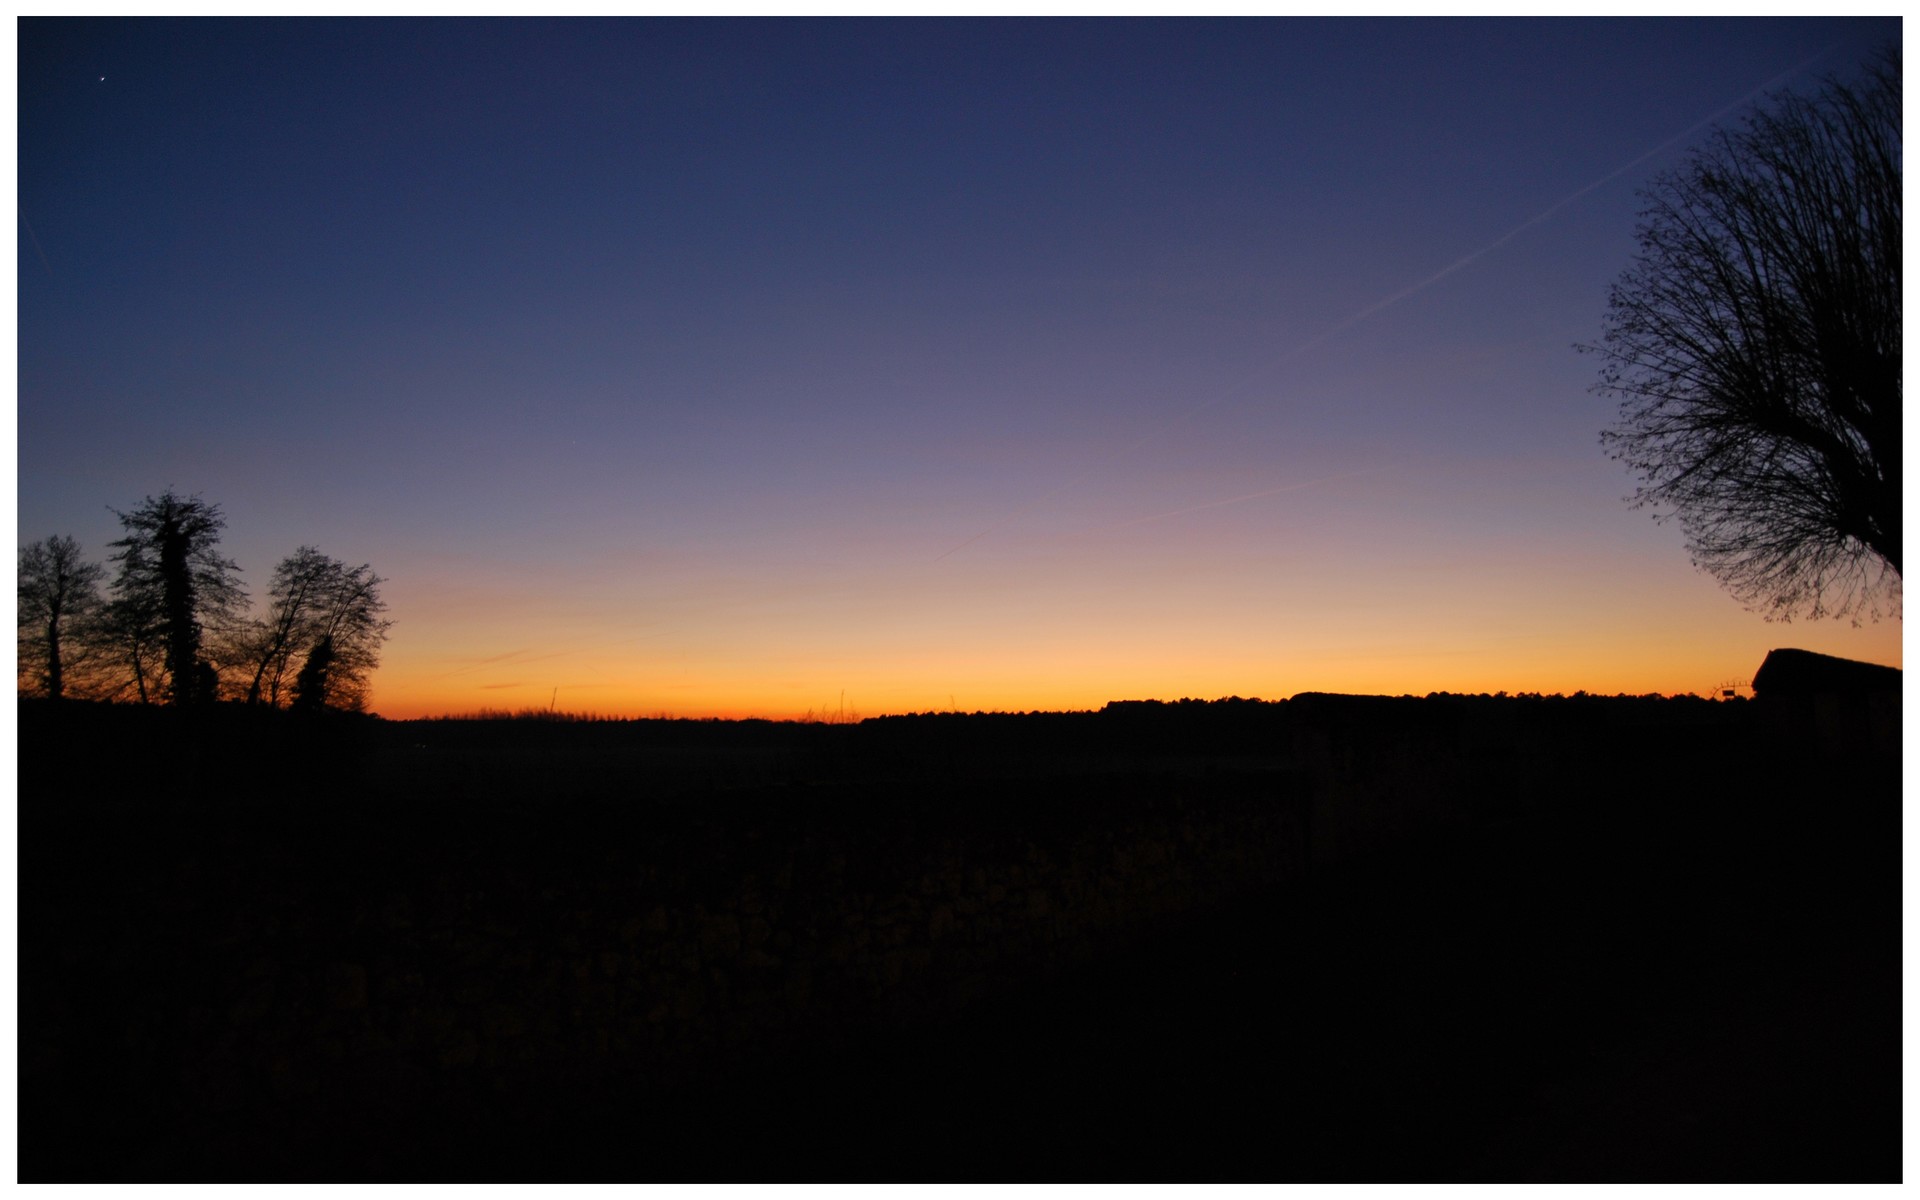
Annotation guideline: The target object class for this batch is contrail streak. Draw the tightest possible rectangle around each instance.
[931,45,1840,563]
[1286,43,1841,357]
[20,213,54,282]
[422,648,566,683]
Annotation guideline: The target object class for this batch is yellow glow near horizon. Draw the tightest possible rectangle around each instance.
[346,456,1904,723]
[364,607,1903,721]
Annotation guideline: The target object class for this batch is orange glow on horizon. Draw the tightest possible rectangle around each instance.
[365,621,1903,722]
[351,458,1903,724]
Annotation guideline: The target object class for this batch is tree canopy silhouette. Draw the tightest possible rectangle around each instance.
[22,492,393,710]
[241,547,392,711]
[107,491,247,705]
[1592,48,1900,621]
[17,535,105,701]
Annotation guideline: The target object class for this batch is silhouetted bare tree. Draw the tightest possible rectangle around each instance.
[240,547,392,710]
[107,491,248,705]
[240,546,334,707]
[1592,48,1900,621]
[17,535,105,700]
[94,589,167,704]
[309,561,390,712]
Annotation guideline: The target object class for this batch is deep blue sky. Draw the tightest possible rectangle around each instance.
[16,18,1902,716]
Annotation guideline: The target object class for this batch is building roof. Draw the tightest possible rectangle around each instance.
[1751,648,1902,697]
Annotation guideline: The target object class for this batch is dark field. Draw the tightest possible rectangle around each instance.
[18,694,1900,1182]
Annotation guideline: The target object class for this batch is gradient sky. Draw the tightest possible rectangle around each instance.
[16,17,1903,719]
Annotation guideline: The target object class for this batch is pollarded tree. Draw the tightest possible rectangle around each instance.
[107,491,248,705]
[17,535,105,700]
[1592,48,1900,621]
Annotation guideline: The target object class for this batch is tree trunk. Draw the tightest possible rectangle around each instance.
[159,523,200,705]
[45,617,63,701]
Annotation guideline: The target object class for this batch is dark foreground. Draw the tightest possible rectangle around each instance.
[19,696,1900,1181]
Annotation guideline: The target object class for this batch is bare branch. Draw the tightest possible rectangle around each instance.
[1591,47,1900,622]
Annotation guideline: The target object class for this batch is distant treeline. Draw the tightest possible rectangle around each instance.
[370,691,1753,767]
[408,689,1738,728]
[17,490,391,712]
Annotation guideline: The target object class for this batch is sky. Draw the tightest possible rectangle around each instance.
[15,16,1904,720]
